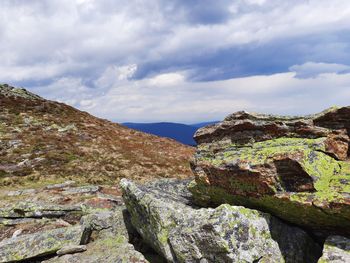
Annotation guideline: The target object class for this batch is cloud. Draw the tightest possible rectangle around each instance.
[1,0,350,122]
[290,62,350,78]
[31,69,350,123]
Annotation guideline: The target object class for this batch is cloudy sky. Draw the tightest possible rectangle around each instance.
[2,0,350,123]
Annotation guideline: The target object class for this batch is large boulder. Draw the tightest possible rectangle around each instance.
[190,107,350,236]
[120,179,321,263]
[318,236,350,262]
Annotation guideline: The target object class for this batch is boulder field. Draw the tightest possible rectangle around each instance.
[1,106,350,262]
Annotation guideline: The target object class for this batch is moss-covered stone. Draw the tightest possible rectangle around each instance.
[0,225,84,262]
[121,179,321,263]
[191,107,350,236]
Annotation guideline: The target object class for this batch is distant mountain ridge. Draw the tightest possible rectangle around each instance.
[122,121,218,145]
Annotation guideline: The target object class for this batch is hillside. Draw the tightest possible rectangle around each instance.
[0,84,195,188]
[122,121,218,146]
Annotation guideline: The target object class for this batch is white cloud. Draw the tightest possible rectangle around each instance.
[289,62,350,78]
[32,69,350,123]
[1,0,350,122]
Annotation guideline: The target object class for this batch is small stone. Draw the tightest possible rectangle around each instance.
[45,181,76,190]
[57,245,87,256]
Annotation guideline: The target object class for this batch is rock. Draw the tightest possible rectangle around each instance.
[190,107,350,236]
[0,202,83,218]
[318,236,350,262]
[45,181,76,190]
[61,185,100,195]
[44,207,149,263]
[56,245,87,256]
[0,225,84,262]
[120,179,321,263]
[44,237,149,263]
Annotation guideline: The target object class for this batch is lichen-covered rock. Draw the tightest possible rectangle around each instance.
[120,179,321,263]
[0,225,84,262]
[0,201,83,218]
[43,237,149,263]
[44,207,149,263]
[190,107,350,236]
[318,236,350,262]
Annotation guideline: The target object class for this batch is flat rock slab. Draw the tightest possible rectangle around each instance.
[318,236,350,263]
[0,225,83,262]
[0,202,83,218]
[121,179,321,263]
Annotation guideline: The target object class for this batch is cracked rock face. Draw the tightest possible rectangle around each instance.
[190,107,350,236]
[120,179,321,263]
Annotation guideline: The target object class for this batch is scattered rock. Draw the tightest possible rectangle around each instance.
[318,236,350,263]
[0,225,84,262]
[0,202,83,218]
[62,185,100,195]
[56,244,87,256]
[190,107,350,236]
[45,181,76,190]
[121,179,321,263]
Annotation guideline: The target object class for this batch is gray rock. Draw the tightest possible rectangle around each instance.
[318,236,350,263]
[62,185,100,195]
[57,245,87,256]
[0,225,84,262]
[120,178,322,263]
[44,238,149,263]
[45,181,76,190]
[0,202,83,218]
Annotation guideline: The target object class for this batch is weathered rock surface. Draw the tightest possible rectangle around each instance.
[318,236,350,262]
[0,202,83,219]
[121,178,321,263]
[56,244,87,256]
[0,182,152,263]
[190,107,350,236]
[44,206,149,263]
[0,225,84,262]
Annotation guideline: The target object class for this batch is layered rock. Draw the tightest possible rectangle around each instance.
[318,236,350,262]
[190,107,350,236]
[121,179,321,263]
[0,182,150,263]
[0,225,84,262]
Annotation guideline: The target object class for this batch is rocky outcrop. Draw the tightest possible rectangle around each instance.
[0,182,151,263]
[121,179,321,263]
[190,107,350,236]
[318,236,350,262]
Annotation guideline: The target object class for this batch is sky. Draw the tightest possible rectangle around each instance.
[1,0,350,123]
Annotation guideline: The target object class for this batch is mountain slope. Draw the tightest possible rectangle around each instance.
[0,84,194,188]
[122,121,219,146]
[122,122,198,145]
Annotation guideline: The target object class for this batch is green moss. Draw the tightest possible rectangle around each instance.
[190,181,350,232]
[201,137,327,166]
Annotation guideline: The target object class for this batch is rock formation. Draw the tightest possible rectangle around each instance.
[189,107,350,236]
[121,179,322,263]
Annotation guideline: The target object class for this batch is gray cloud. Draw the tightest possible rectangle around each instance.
[1,0,350,122]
